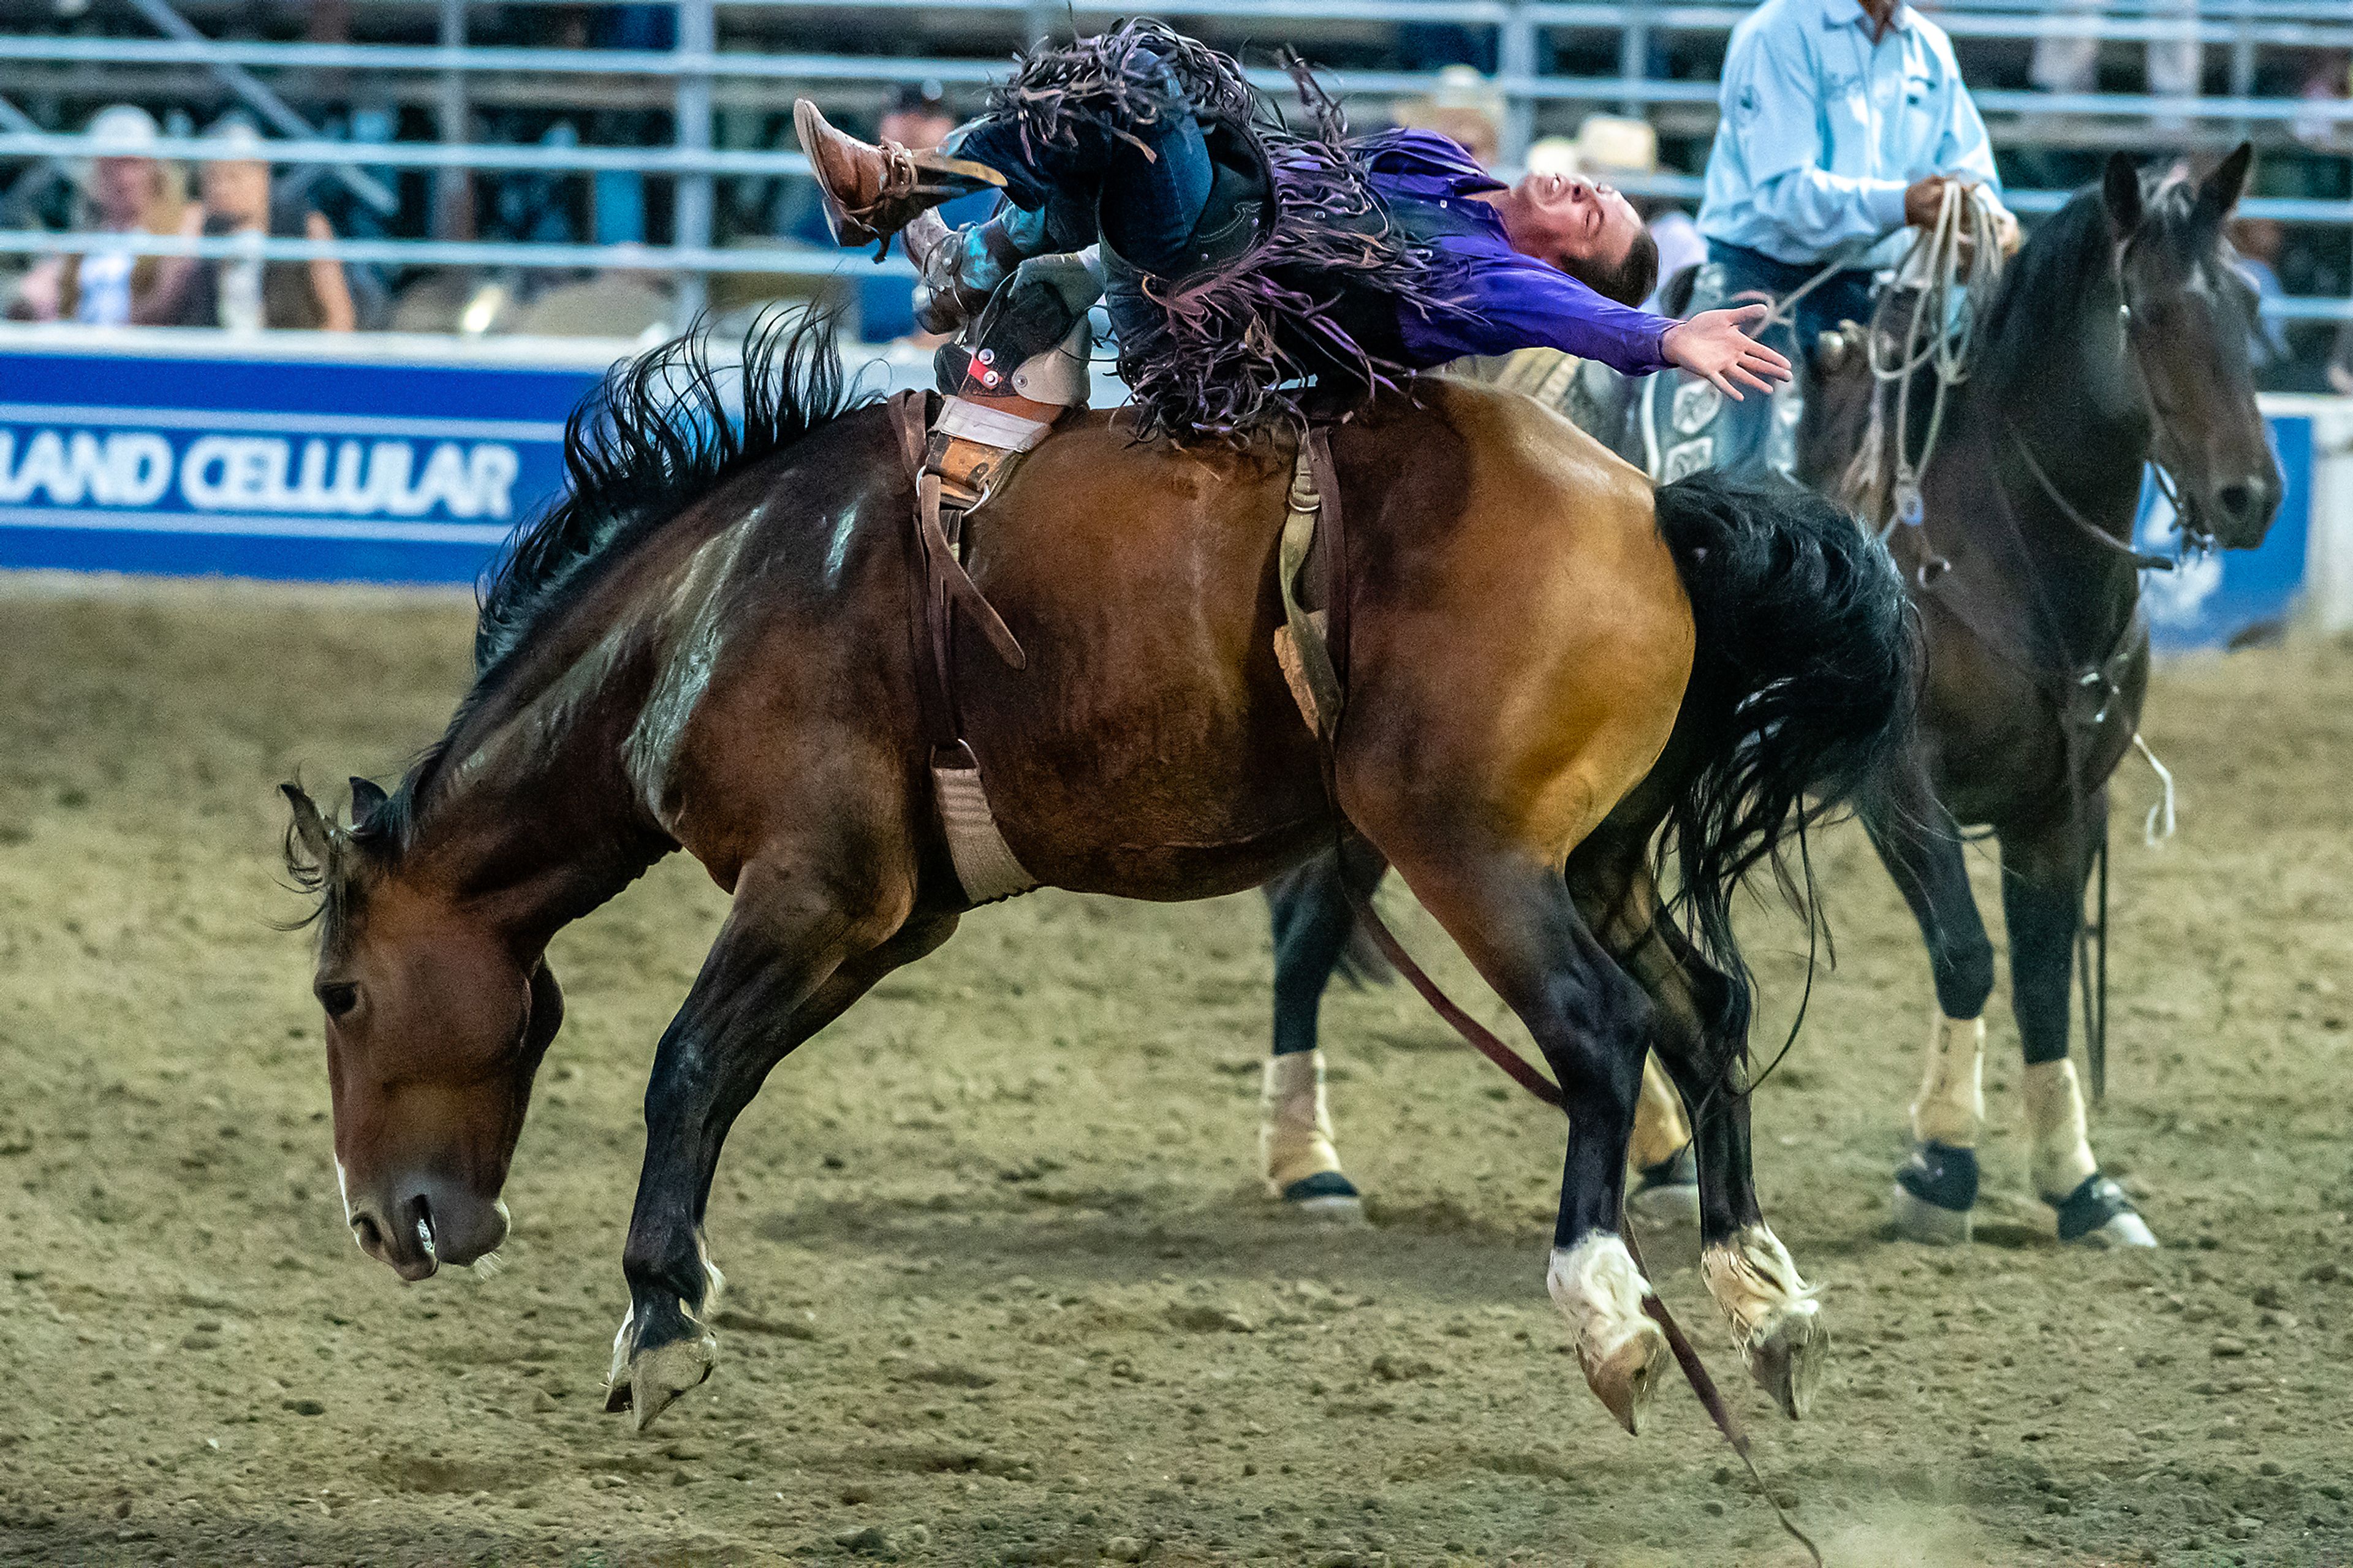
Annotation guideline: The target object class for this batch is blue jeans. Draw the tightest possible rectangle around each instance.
[949,51,1216,278]
[1638,241,1876,479]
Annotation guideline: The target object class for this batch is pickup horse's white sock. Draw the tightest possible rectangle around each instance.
[1909,1012,1985,1147]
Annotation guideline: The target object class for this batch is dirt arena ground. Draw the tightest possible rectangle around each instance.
[1,575,2349,1568]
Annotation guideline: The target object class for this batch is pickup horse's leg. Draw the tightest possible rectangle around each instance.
[607,851,955,1429]
[1862,782,1998,1244]
[1998,789,2154,1247]
[1568,827,1821,1419]
[1259,838,1387,1214]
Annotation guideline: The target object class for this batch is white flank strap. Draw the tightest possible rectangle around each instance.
[937,396,1055,453]
[931,757,1037,906]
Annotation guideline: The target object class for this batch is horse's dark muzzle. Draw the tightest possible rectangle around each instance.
[2209,474,2278,545]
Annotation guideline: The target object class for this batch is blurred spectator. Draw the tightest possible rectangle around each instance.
[2032,0,2202,128]
[1391,66,1504,169]
[2225,218,2292,386]
[588,5,676,246]
[5,104,195,325]
[2292,50,2351,150]
[145,115,359,332]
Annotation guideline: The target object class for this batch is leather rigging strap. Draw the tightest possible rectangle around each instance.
[889,390,1029,755]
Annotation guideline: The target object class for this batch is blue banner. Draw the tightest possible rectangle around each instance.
[0,339,608,584]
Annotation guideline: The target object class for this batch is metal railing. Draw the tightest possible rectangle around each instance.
[1,0,2347,324]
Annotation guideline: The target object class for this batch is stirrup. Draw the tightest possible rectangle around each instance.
[794,99,1004,257]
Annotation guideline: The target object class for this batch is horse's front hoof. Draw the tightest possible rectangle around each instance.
[1278,1170,1366,1224]
[618,1335,717,1431]
[604,1285,722,1432]
[2048,1175,2157,1249]
[1892,1142,1978,1244]
[1583,1317,1670,1435]
[1742,1298,1826,1420]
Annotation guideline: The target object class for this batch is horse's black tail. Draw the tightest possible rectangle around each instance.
[1650,469,1918,988]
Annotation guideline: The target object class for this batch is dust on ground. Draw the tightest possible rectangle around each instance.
[1,576,2349,1567]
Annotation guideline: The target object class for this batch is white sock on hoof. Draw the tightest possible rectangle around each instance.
[1909,1013,1985,1147]
[1547,1234,1650,1348]
[1259,1050,1345,1195]
[2023,1058,2099,1197]
[1700,1223,1819,1347]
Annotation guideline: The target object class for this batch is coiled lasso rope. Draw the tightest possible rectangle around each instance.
[1862,181,2007,534]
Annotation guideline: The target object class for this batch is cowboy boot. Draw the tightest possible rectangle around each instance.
[793,100,1006,256]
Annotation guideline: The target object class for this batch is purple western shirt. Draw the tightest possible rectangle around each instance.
[1359,131,1677,377]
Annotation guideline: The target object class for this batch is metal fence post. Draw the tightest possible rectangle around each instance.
[1499,0,1536,168]
[434,0,469,241]
[1620,1,1651,121]
[674,0,714,324]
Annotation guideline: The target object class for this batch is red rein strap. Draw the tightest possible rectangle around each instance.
[1337,876,1563,1108]
[1335,868,1822,1568]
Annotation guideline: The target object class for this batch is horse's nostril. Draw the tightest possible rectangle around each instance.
[2216,482,2260,520]
[350,1213,384,1254]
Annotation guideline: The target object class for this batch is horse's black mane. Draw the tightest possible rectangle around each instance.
[336,309,876,869]
[477,308,873,674]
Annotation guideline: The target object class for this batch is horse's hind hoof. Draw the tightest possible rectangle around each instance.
[1583,1318,1671,1435]
[2048,1175,2158,1249]
[1279,1171,1366,1225]
[1626,1146,1702,1233]
[1743,1299,1826,1420]
[1891,1142,1977,1245]
[1890,1183,1973,1244]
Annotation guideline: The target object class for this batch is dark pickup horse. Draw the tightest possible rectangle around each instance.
[1260,149,2280,1252]
[1840,150,2278,1246]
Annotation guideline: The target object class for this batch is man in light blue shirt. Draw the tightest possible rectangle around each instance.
[1650,0,2014,477]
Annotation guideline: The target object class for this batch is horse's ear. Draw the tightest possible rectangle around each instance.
[2102,153,2144,240]
[281,782,338,874]
[2194,142,2254,229]
[349,776,389,828]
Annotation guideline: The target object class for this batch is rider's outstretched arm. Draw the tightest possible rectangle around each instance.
[1404,256,1792,398]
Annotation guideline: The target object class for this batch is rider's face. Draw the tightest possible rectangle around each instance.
[1508,170,1644,279]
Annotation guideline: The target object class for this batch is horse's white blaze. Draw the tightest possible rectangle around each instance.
[625,518,760,828]
[335,1159,354,1230]
[1700,1222,1819,1352]
[1909,1011,1986,1148]
[2023,1057,2099,1197]
[1258,1050,1345,1195]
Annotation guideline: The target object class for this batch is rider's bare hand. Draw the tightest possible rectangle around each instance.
[1661,304,1792,403]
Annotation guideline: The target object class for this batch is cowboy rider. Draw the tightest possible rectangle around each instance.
[794,23,1792,438]
[1671,0,2019,476]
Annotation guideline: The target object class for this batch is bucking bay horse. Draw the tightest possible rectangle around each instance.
[282,314,1911,1436]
